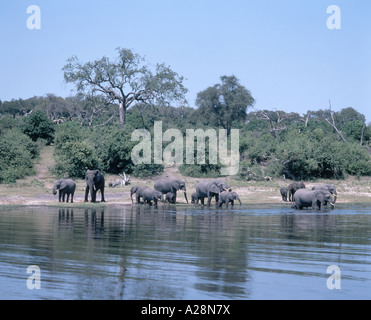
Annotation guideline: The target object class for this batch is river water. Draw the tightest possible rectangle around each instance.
[0,204,370,300]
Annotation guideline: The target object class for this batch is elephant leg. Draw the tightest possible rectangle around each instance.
[207,195,212,206]
[58,190,62,202]
[84,187,89,202]
[71,193,74,203]
[66,193,70,203]
[154,198,158,208]
[101,187,105,202]
[62,192,66,202]
[214,194,219,207]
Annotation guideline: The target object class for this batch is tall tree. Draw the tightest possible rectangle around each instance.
[196,75,255,135]
[63,48,188,128]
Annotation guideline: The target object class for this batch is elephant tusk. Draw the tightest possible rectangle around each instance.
[330,202,335,207]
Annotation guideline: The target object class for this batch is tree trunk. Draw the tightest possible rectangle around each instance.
[119,102,125,129]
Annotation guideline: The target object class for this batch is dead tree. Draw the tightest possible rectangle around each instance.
[108,172,131,188]
[325,100,347,143]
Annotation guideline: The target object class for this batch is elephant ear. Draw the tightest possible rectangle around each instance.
[209,183,220,194]
[60,180,68,190]
[172,179,181,190]
[315,191,325,202]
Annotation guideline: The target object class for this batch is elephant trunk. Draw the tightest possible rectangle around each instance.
[87,181,96,202]
[184,192,188,204]
[237,196,242,206]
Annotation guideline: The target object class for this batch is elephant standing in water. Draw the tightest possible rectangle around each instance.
[293,189,335,210]
[312,184,337,203]
[53,179,76,203]
[154,178,188,203]
[84,170,105,203]
[142,189,163,208]
[218,191,242,208]
[130,186,149,204]
[165,192,176,204]
[195,180,230,206]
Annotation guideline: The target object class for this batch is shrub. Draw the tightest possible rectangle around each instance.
[0,130,39,183]
[22,110,55,144]
[53,141,101,178]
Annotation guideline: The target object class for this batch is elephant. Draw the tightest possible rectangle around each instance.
[312,184,337,204]
[130,186,149,204]
[142,189,163,208]
[288,182,306,201]
[218,191,242,208]
[293,189,335,210]
[280,187,288,202]
[154,178,188,203]
[165,192,176,204]
[191,192,203,204]
[195,180,230,206]
[84,170,105,203]
[53,179,76,203]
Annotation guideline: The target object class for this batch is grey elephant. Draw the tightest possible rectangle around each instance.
[84,170,105,203]
[142,189,163,208]
[195,180,230,206]
[280,187,288,202]
[154,177,188,203]
[165,192,176,204]
[130,185,149,204]
[288,182,306,201]
[293,189,335,210]
[218,191,242,208]
[312,184,337,203]
[53,179,76,203]
[191,192,204,204]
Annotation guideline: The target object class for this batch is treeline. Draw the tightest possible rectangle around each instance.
[1,79,371,183]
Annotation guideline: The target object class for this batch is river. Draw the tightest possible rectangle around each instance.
[0,204,370,300]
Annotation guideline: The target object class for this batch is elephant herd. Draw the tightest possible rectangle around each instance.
[52,169,337,211]
[52,170,242,209]
[131,178,242,208]
[280,182,337,210]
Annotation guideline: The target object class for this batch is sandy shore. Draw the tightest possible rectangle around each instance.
[1,172,371,207]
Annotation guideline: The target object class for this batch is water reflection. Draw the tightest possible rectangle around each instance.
[0,205,370,299]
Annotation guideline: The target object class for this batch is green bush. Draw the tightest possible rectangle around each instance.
[0,130,39,183]
[54,121,87,150]
[53,141,101,178]
[22,110,55,144]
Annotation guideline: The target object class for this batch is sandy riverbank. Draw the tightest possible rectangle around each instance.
[1,172,371,207]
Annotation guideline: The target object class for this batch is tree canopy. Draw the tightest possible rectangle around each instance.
[62,48,188,128]
[196,75,255,136]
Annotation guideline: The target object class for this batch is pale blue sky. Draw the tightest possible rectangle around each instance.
[1,1,370,120]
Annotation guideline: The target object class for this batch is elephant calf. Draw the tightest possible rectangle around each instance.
[165,192,176,204]
[53,179,76,203]
[130,186,149,204]
[218,191,242,208]
[191,192,205,205]
[280,187,288,202]
[142,189,163,208]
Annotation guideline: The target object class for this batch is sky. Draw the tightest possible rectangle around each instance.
[0,0,370,121]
